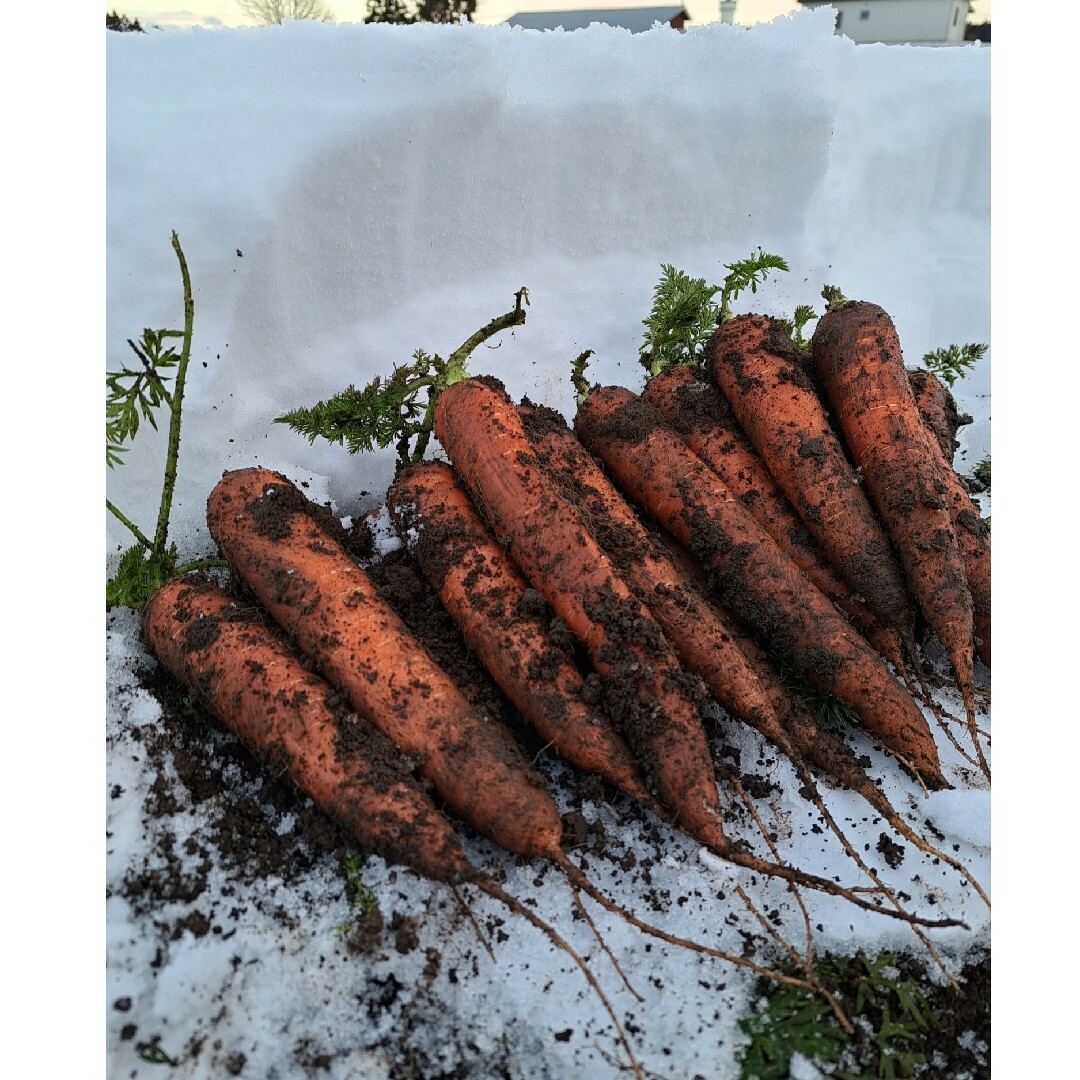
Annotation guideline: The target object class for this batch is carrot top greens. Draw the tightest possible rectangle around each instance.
[275,287,529,466]
[921,342,989,388]
[106,232,227,609]
[637,249,790,377]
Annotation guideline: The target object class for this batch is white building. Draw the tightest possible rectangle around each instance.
[796,0,971,44]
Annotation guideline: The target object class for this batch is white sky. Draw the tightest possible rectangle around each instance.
[122,0,992,30]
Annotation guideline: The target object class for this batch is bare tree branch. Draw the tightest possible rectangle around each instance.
[236,0,336,24]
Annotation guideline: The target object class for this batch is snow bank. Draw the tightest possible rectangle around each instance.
[106,12,989,563]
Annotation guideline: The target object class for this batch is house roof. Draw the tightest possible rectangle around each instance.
[505,7,689,32]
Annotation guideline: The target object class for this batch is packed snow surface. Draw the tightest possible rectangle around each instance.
[106,12,989,1079]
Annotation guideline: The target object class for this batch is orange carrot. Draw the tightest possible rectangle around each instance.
[206,466,565,861]
[640,364,902,665]
[908,368,972,466]
[518,400,785,746]
[430,376,729,852]
[200,471,869,995]
[517,405,978,925]
[810,301,987,775]
[142,575,476,883]
[572,384,946,791]
[907,369,990,668]
[640,366,843,597]
[386,458,660,811]
[433,382,964,930]
[706,315,917,652]
[141,574,650,1079]
[519,410,986,938]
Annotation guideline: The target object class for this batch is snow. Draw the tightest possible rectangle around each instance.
[102,12,992,1080]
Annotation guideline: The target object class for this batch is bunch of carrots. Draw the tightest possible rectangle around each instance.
[138,280,989,1072]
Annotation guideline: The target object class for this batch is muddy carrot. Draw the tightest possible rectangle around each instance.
[908,368,971,466]
[386,458,660,811]
[640,363,902,664]
[811,301,986,777]
[518,399,785,745]
[572,384,945,791]
[907,368,990,667]
[706,314,917,652]
[141,574,650,1079]
[206,466,565,860]
[142,575,476,882]
[430,376,729,852]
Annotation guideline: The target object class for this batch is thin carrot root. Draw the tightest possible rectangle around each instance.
[720,765,816,968]
[772,755,965,989]
[734,884,854,1036]
[474,877,646,1080]
[858,786,991,911]
[449,883,497,965]
[905,674,985,772]
[781,695,991,910]
[567,880,645,1003]
[551,853,823,995]
[716,839,963,929]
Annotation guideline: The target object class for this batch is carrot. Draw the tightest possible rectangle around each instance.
[142,575,476,883]
[433,381,963,932]
[542,396,990,923]
[140,574,650,1078]
[571,384,946,791]
[517,403,972,946]
[429,377,729,851]
[810,301,988,776]
[205,466,565,861]
[640,366,846,600]
[640,364,902,665]
[907,369,990,668]
[706,314,917,653]
[200,470,864,1007]
[934,467,990,670]
[385,458,660,811]
[519,418,982,942]
[364,547,518,724]
[908,367,972,466]
[518,400,785,747]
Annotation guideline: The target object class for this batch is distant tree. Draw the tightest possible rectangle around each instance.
[364,0,476,24]
[106,10,145,31]
[236,0,336,24]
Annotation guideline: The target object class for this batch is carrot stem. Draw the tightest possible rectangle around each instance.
[152,230,195,560]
